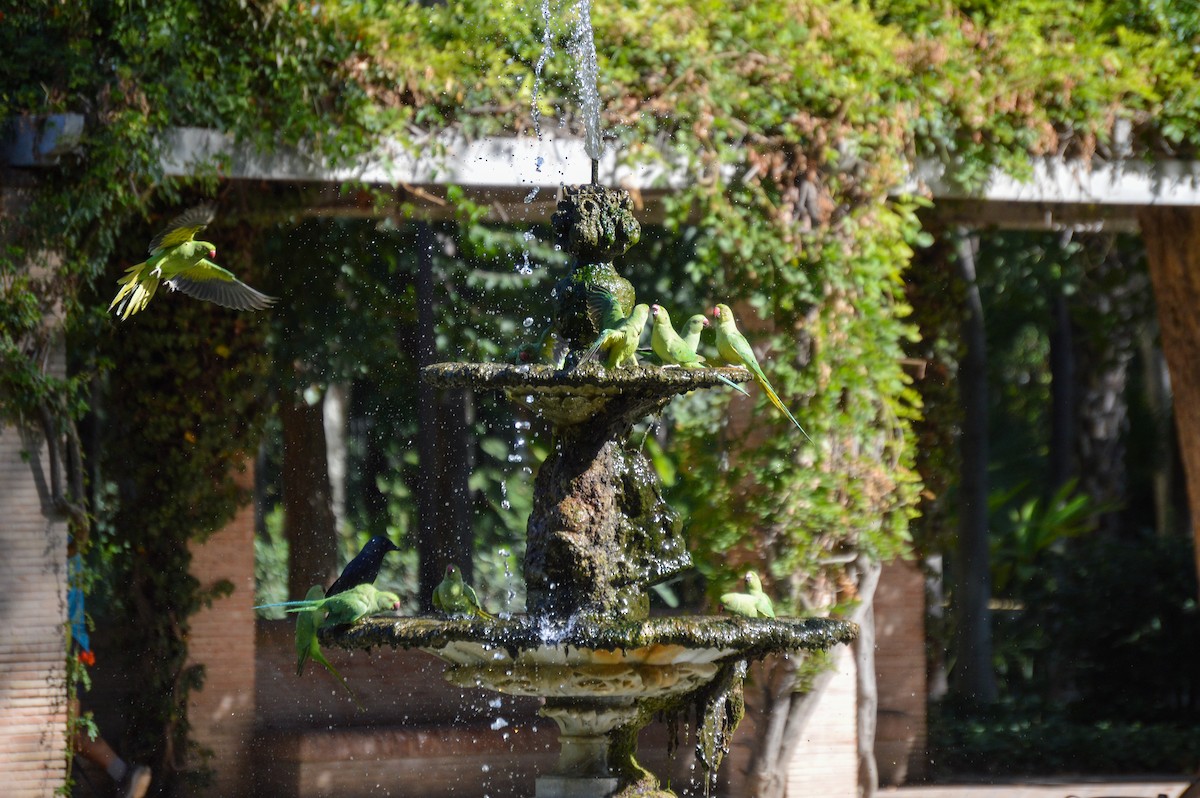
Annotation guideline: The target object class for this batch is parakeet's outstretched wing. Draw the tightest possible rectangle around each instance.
[147,204,215,253]
[585,286,625,332]
[168,259,277,311]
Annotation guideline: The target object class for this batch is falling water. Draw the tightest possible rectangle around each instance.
[567,0,604,165]
[530,0,604,170]
[530,0,555,149]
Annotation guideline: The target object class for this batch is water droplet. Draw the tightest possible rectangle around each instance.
[523,316,535,328]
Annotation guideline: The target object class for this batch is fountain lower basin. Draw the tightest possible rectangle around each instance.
[325,615,857,797]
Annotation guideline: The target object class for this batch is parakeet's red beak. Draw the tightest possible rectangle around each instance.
[702,317,711,326]
[712,306,720,317]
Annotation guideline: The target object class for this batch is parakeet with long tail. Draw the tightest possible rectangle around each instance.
[577,288,649,370]
[294,585,363,709]
[109,204,276,319]
[256,582,402,624]
[720,571,775,618]
[432,564,494,619]
[649,305,748,395]
[326,536,400,597]
[712,303,812,441]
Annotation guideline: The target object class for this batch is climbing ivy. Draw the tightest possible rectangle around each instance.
[5,0,1200,788]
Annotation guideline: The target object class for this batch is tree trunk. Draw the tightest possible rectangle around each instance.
[414,223,472,608]
[854,557,884,798]
[951,230,997,704]
[323,381,350,540]
[1138,329,1177,539]
[282,394,338,599]
[1138,207,1200,601]
[1047,286,1075,495]
[1070,234,1144,538]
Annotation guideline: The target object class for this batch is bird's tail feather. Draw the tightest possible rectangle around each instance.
[573,333,608,371]
[714,372,750,396]
[759,380,814,444]
[313,648,365,712]
[256,599,320,610]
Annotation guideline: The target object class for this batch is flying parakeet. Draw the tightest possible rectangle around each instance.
[712,303,813,442]
[681,314,709,354]
[256,582,402,625]
[326,536,400,597]
[109,204,276,319]
[719,571,775,618]
[294,585,363,709]
[578,288,649,370]
[432,564,494,619]
[650,305,748,395]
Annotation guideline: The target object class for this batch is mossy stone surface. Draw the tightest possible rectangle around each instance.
[548,184,641,354]
[422,362,757,621]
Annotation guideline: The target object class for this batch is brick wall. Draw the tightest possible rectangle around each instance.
[873,557,928,784]
[0,424,69,797]
[186,464,257,797]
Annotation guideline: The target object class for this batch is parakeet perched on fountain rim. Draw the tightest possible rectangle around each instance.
[577,288,650,370]
[109,204,276,319]
[649,304,749,395]
[432,564,494,619]
[256,582,402,624]
[719,571,775,618]
[681,313,709,354]
[711,303,813,442]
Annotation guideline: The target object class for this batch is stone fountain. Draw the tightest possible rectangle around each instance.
[326,184,857,797]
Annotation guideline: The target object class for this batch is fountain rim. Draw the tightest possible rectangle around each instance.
[321,613,858,664]
[421,361,753,395]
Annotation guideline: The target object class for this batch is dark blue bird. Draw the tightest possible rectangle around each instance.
[326,536,401,597]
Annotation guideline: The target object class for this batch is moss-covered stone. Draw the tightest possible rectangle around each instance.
[323,613,859,658]
[551,184,641,265]
[548,184,641,353]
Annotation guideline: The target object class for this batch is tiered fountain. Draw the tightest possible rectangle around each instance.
[326,183,857,797]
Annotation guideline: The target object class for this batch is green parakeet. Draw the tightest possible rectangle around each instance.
[432,564,494,619]
[256,582,401,624]
[109,204,276,319]
[508,324,564,368]
[681,314,709,353]
[294,585,363,709]
[719,571,775,618]
[578,289,649,370]
[712,303,812,441]
[650,304,705,367]
[650,305,748,395]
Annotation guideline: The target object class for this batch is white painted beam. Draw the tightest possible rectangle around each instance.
[7,117,1200,220]
[909,156,1200,208]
